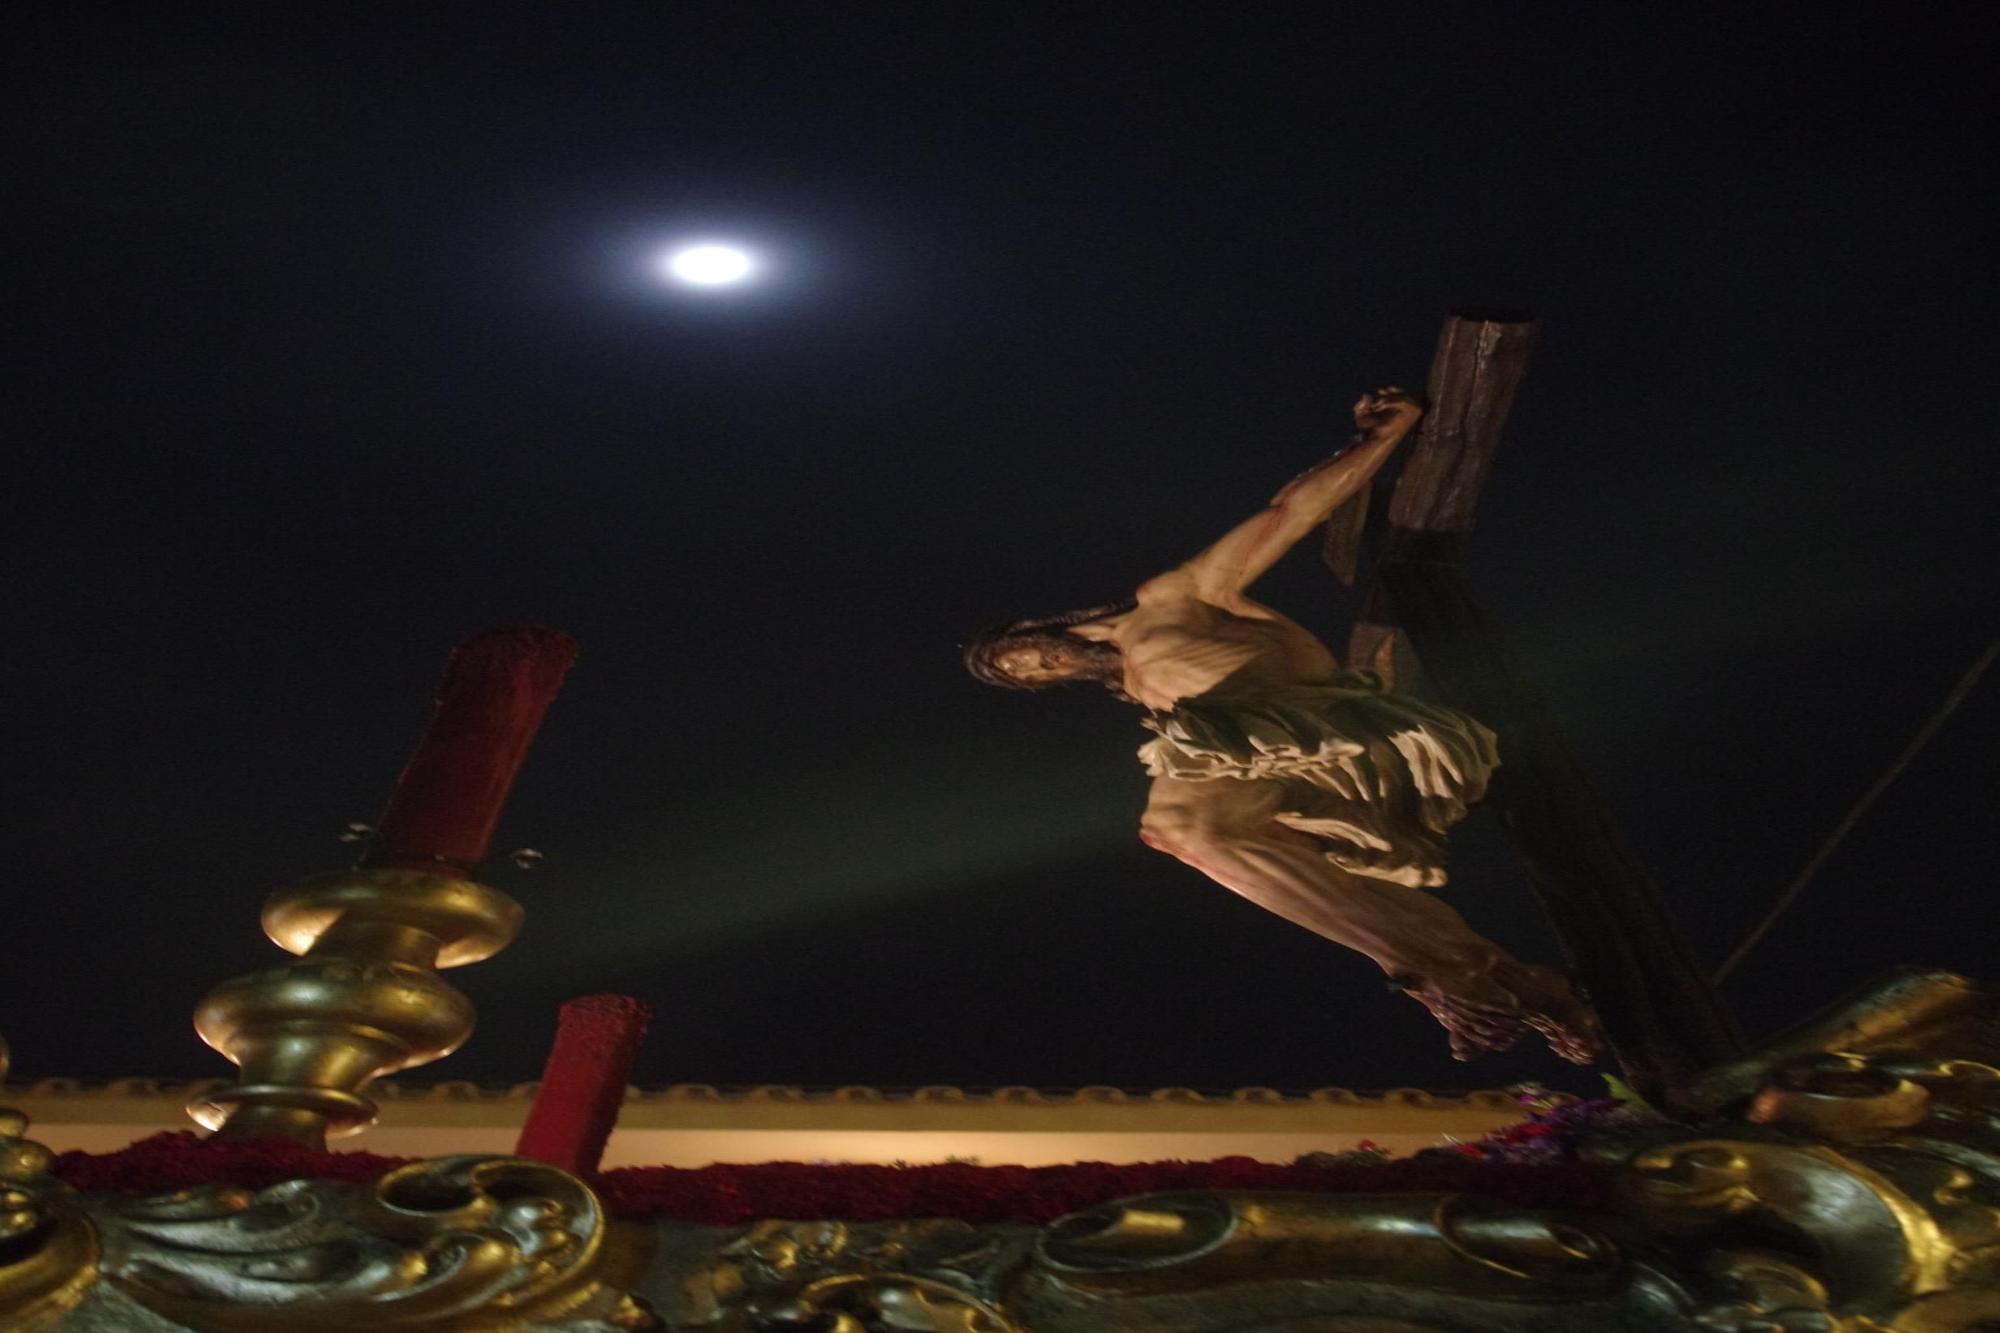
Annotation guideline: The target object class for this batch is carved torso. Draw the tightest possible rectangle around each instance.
[1077,590,1340,712]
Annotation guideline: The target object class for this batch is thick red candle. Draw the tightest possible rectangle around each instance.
[515,993,654,1175]
[364,625,580,873]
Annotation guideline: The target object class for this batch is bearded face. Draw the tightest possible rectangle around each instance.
[965,626,1127,695]
[964,598,1136,698]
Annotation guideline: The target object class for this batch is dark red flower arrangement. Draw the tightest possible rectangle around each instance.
[588,1151,1604,1225]
[48,1082,1658,1224]
[52,1129,1608,1226]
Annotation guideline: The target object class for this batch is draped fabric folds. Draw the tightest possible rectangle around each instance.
[1138,671,1500,888]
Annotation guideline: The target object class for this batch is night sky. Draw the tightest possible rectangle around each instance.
[6,5,1993,1097]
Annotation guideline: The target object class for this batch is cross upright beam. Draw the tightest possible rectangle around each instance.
[1346,312,1741,1098]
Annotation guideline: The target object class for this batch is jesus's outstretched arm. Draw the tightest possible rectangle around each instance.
[1152,387,1421,607]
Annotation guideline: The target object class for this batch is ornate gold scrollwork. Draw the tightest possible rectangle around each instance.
[1676,968,2000,1119]
[1622,1139,1942,1299]
[99,1153,656,1330]
[1745,1051,1940,1142]
[675,1198,1658,1331]
[0,1039,99,1331]
[1685,1249,1836,1332]
[1612,968,2000,1332]
[24,968,2000,1329]
[1742,1050,2000,1164]
[1601,970,2000,1329]
[1618,1134,2000,1328]
[687,1218,1024,1331]
[1035,1190,1620,1298]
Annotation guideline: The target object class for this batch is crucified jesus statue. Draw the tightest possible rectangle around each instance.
[967,388,1601,1064]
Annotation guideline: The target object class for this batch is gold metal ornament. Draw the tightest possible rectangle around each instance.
[98,1153,656,1330]
[29,970,2000,1329]
[675,971,2000,1330]
[687,1218,1027,1332]
[1673,966,1999,1117]
[1610,968,2000,1331]
[0,1038,100,1331]
[1032,1190,1621,1298]
[189,866,524,1145]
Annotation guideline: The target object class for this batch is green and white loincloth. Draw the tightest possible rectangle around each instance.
[1137,671,1500,887]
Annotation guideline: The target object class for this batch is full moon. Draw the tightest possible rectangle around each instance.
[659,243,758,287]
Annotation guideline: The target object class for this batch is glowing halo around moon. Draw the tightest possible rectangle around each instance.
[658,242,759,287]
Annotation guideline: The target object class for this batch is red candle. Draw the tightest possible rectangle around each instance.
[515,993,654,1175]
[364,625,580,873]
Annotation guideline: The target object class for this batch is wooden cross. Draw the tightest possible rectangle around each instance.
[1328,313,1741,1101]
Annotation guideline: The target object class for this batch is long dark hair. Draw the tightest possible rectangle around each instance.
[963,598,1135,692]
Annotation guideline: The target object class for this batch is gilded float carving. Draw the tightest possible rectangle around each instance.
[13,970,2000,1328]
[1612,968,2000,1332]
[0,1095,99,1329]
[1028,1188,1631,1308]
[98,1154,655,1330]
[684,1218,1026,1331]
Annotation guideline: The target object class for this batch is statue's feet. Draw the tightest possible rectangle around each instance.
[1397,977,1529,1062]
[1494,961,1603,1066]
[1392,963,1602,1066]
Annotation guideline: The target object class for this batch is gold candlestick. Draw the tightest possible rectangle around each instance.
[189,867,522,1145]
[189,627,577,1147]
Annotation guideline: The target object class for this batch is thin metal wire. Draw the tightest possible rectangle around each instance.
[1713,638,2000,984]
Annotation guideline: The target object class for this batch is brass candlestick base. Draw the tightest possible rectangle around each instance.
[190,867,523,1146]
